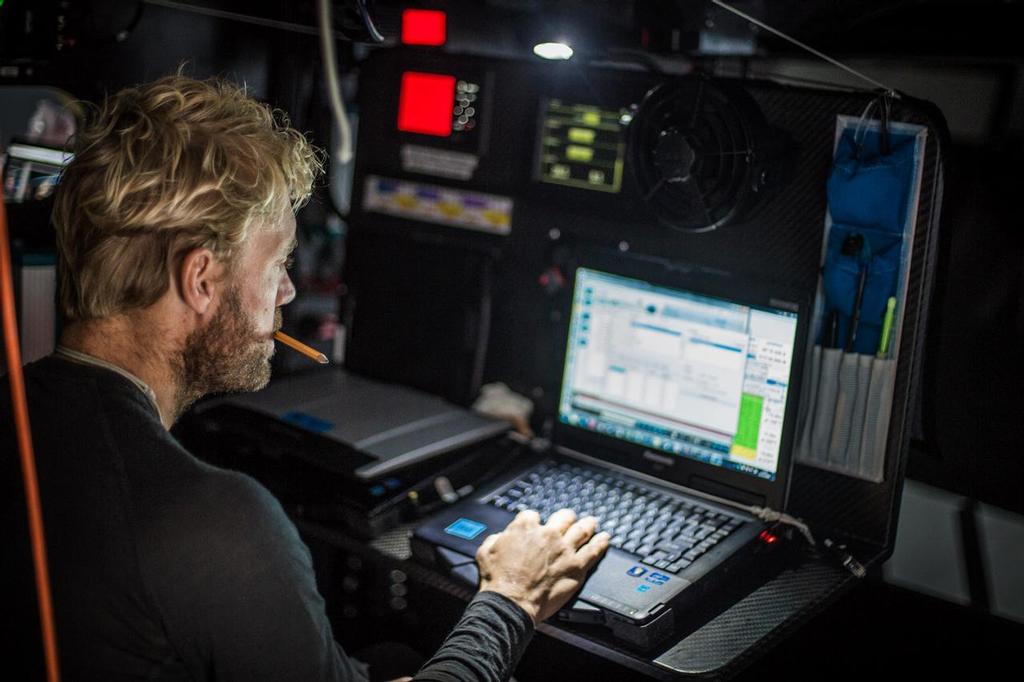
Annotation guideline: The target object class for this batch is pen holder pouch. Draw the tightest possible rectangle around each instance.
[857,355,896,482]
[843,354,876,473]
[827,352,862,468]
[794,345,822,464]
[808,347,842,462]
[796,346,896,483]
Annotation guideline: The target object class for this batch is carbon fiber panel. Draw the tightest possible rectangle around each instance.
[786,95,946,549]
[654,558,849,677]
[622,84,870,290]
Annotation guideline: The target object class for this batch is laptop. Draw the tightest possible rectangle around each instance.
[2,139,73,203]
[412,251,808,649]
[196,368,510,480]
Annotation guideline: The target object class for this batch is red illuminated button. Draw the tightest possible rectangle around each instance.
[759,530,779,545]
[401,9,447,46]
[397,71,456,137]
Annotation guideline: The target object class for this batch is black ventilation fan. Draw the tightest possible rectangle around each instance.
[628,77,792,233]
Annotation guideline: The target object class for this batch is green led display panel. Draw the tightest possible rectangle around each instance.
[537,100,625,193]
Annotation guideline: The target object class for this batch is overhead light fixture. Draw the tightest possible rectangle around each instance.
[533,41,573,60]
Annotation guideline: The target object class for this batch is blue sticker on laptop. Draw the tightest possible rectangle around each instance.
[445,518,487,540]
[636,584,652,593]
[281,411,333,433]
[645,572,670,586]
[626,565,647,577]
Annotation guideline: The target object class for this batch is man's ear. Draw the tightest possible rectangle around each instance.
[177,247,227,316]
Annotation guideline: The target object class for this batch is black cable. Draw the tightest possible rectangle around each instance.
[140,0,340,38]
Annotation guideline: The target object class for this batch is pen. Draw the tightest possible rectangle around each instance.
[877,296,896,358]
[847,265,866,351]
[841,233,868,352]
[826,310,839,348]
[274,331,329,364]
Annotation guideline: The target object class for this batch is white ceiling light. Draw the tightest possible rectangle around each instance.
[533,42,573,60]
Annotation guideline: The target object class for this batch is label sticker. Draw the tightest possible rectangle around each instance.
[444,518,487,540]
[636,584,652,593]
[401,145,479,180]
[626,565,647,578]
[281,411,333,433]
[364,174,512,235]
[645,572,670,586]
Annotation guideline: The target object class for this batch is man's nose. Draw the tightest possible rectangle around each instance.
[277,271,297,307]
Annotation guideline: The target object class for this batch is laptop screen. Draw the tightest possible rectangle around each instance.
[558,267,800,482]
[2,142,74,203]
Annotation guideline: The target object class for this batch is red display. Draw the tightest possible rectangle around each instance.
[397,71,455,137]
[401,9,447,46]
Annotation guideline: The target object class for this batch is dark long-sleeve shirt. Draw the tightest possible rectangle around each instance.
[2,355,532,681]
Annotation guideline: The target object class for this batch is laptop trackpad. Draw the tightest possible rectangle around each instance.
[576,550,691,622]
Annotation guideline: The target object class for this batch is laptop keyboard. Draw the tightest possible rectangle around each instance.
[487,461,745,574]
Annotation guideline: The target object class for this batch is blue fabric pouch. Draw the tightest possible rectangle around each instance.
[822,224,902,354]
[827,126,917,233]
[823,103,919,354]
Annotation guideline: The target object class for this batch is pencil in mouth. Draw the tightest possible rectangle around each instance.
[273,331,328,364]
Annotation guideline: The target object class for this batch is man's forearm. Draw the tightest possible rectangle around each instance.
[413,591,534,682]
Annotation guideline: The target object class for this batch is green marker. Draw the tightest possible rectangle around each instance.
[877,296,896,357]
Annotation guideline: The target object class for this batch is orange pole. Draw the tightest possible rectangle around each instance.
[1,175,61,681]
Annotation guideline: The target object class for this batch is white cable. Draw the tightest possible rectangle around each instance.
[711,0,898,97]
[750,506,816,547]
[751,506,869,577]
[317,0,354,165]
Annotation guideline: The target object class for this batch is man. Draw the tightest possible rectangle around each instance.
[1,75,609,680]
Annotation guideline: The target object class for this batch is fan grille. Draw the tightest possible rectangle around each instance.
[631,79,763,232]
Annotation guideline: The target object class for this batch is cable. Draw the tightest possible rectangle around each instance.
[711,0,898,97]
[142,0,343,39]
[749,507,866,578]
[318,0,354,166]
[750,506,816,547]
[1,177,60,679]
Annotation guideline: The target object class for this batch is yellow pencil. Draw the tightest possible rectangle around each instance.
[273,331,328,364]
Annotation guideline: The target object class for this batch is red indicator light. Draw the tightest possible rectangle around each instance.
[402,9,447,46]
[397,71,455,137]
[759,530,779,545]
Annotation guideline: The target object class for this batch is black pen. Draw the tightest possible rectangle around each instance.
[841,233,867,351]
[847,265,867,351]
[826,310,839,348]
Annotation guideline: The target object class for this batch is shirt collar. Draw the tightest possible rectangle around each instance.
[54,345,164,422]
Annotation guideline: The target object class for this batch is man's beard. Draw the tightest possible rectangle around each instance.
[171,286,281,422]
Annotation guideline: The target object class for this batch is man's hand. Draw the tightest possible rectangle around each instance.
[476,509,611,625]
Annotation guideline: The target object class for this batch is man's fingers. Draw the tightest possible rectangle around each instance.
[478,533,499,555]
[510,509,541,528]
[545,508,577,534]
[563,516,598,549]
[574,532,611,569]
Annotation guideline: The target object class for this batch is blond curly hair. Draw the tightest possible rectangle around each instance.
[53,74,322,320]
